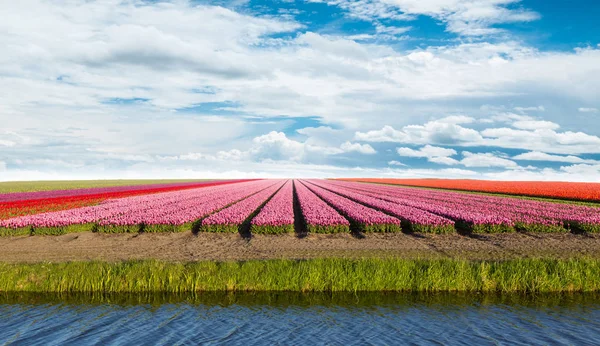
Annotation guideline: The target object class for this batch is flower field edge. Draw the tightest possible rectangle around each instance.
[199,224,240,233]
[96,224,142,234]
[142,223,193,233]
[408,222,456,234]
[359,223,403,233]
[250,224,294,235]
[0,226,32,237]
[306,224,350,234]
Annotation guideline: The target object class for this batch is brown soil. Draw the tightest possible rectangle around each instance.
[0,232,599,263]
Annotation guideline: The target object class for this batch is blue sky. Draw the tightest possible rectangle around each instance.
[1,0,599,181]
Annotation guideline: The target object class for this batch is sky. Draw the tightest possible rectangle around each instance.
[1,0,599,181]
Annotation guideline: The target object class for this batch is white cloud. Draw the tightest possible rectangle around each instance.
[396,145,459,165]
[309,0,540,36]
[579,107,599,113]
[0,140,16,147]
[216,131,377,164]
[559,163,600,175]
[460,151,518,168]
[340,141,377,154]
[355,118,483,145]
[356,116,600,155]
[513,151,600,164]
[1,0,599,180]
[429,156,460,165]
[512,120,560,130]
[388,160,406,166]
[514,106,545,112]
[396,144,457,158]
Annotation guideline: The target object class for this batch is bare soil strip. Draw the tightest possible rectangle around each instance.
[0,232,599,263]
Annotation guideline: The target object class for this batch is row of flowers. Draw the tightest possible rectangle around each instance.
[305,180,455,234]
[0,180,276,232]
[299,181,401,233]
[200,181,286,233]
[294,180,349,234]
[0,180,252,220]
[250,180,295,234]
[341,178,600,202]
[327,180,599,233]
[1,179,598,235]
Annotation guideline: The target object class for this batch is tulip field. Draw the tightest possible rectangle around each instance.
[342,178,600,202]
[0,179,599,236]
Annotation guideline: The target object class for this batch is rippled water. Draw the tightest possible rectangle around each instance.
[1,292,600,345]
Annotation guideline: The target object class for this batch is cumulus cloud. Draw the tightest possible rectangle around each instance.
[514,106,545,112]
[512,120,560,130]
[356,116,600,155]
[397,145,457,158]
[355,118,483,145]
[340,141,377,154]
[460,151,518,168]
[309,0,540,36]
[396,145,458,165]
[388,160,406,166]
[1,0,599,180]
[0,140,16,147]
[579,108,599,113]
[513,151,600,164]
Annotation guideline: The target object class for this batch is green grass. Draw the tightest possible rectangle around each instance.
[96,224,141,233]
[0,179,207,194]
[515,222,568,233]
[250,224,295,234]
[402,220,456,234]
[306,224,350,233]
[1,258,599,293]
[142,223,192,233]
[0,226,32,236]
[33,224,97,235]
[359,223,402,233]
[199,224,240,233]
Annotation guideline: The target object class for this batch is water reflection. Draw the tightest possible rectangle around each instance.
[1,292,599,345]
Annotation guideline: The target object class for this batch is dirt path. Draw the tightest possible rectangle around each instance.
[0,232,599,262]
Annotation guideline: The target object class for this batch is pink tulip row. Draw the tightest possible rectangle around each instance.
[0,180,276,229]
[326,180,599,232]
[201,180,287,232]
[0,180,231,202]
[298,180,400,232]
[250,180,295,234]
[306,180,455,233]
[98,180,279,227]
[294,180,349,233]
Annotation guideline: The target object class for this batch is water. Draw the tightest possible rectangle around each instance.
[1,292,600,345]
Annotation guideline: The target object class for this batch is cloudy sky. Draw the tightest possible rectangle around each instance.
[1,0,599,181]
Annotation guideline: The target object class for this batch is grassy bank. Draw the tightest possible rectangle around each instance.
[1,258,599,293]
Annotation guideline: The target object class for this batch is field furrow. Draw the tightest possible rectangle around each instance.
[250,180,295,234]
[329,180,600,233]
[299,180,400,233]
[307,180,455,233]
[294,180,349,234]
[200,180,286,233]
